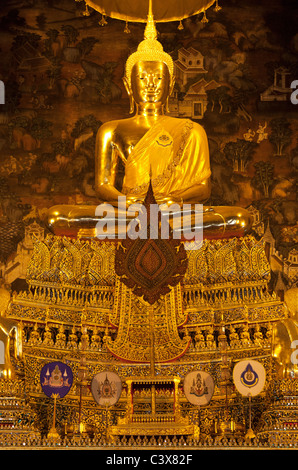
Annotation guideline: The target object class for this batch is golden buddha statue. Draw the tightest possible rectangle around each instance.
[0,286,22,379]
[272,288,298,378]
[47,6,251,240]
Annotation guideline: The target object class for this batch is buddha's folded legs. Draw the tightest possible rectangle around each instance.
[47,204,252,240]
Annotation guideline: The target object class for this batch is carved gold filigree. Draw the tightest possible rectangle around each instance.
[27,236,116,287]
[184,235,270,285]
[2,232,293,447]
[106,282,189,363]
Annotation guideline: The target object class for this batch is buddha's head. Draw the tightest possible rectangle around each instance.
[123,11,175,113]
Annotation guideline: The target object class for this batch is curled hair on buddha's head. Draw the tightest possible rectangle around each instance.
[124,3,174,88]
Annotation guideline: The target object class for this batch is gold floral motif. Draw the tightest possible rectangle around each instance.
[27,236,116,287]
[184,235,270,284]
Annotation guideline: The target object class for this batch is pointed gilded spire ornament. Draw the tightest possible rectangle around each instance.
[124,0,174,87]
[144,0,157,40]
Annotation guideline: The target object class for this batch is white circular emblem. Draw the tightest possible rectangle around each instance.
[91,371,122,406]
[184,370,214,406]
[233,360,266,397]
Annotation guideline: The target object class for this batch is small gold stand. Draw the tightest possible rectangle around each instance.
[245,394,256,440]
[47,393,60,440]
[74,329,89,440]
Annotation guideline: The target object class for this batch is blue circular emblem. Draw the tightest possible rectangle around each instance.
[40,361,73,398]
[240,363,259,388]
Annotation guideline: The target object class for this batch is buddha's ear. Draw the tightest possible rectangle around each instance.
[122,76,135,114]
[165,76,176,114]
[123,76,131,96]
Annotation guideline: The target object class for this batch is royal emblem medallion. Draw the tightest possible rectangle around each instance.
[184,371,214,406]
[233,360,266,397]
[91,371,122,407]
[40,362,73,398]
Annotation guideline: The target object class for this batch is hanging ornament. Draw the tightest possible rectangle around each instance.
[124,20,131,34]
[83,3,90,16]
[214,0,222,12]
[99,11,108,26]
[201,9,209,24]
[177,19,184,30]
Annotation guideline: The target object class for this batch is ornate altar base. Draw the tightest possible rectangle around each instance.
[0,233,297,449]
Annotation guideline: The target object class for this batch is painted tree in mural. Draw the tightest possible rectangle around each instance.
[0,8,26,30]
[46,65,61,90]
[207,86,234,114]
[71,114,102,140]
[95,62,121,103]
[223,139,257,172]
[44,28,60,57]
[11,31,41,50]
[251,161,275,199]
[269,118,293,157]
[8,116,53,151]
[0,178,31,263]
[2,80,21,114]
[61,24,79,46]
[77,37,100,58]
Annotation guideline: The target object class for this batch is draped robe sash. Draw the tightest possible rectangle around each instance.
[121,116,211,199]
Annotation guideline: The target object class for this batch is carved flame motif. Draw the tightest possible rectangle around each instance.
[115,181,188,304]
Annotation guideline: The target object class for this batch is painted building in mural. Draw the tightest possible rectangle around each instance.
[260,67,293,103]
[174,47,207,87]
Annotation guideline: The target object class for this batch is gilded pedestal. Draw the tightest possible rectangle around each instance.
[0,233,290,446]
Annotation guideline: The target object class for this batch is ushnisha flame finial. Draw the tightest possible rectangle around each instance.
[124,0,174,87]
[144,0,157,40]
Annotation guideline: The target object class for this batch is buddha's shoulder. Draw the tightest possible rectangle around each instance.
[96,119,120,137]
[164,116,207,136]
[96,117,142,137]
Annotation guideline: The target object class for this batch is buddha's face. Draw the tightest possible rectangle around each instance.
[130,61,171,107]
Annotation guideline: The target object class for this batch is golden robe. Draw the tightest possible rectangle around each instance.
[121,116,211,199]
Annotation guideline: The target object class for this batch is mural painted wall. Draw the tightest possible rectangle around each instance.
[0,0,297,296]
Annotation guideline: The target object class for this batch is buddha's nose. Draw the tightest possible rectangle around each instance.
[147,75,156,89]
